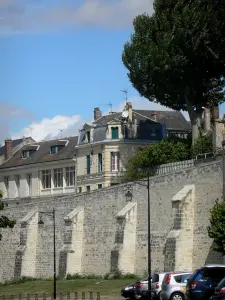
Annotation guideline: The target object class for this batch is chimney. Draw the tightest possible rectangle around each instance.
[125,102,133,122]
[151,111,157,122]
[5,139,13,161]
[94,107,102,121]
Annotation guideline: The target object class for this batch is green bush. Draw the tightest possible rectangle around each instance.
[191,134,213,158]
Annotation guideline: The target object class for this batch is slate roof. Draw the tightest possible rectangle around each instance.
[0,138,32,156]
[0,136,78,169]
[93,110,190,131]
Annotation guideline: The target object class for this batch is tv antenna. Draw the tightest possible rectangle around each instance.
[58,129,63,138]
[29,127,33,137]
[99,102,113,113]
[121,89,128,103]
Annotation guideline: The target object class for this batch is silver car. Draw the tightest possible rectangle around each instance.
[160,272,192,300]
[135,272,168,299]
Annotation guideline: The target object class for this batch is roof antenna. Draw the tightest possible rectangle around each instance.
[98,102,113,114]
[121,89,128,103]
[58,129,63,138]
[29,127,33,138]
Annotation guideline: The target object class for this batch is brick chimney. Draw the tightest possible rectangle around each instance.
[5,139,13,161]
[94,107,102,121]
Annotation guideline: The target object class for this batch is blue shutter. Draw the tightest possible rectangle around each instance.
[87,155,91,174]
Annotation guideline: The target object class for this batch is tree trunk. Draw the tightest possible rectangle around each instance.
[184,87,203,145]
[191,111,203,145]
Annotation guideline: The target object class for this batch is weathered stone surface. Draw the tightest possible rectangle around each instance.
[0,158,223,281]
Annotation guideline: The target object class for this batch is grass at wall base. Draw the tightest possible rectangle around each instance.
[0,274,139,297]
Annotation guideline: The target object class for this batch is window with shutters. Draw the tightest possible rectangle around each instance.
[111,127,119,139]
[98,153,102,173]
[86,155,91,174]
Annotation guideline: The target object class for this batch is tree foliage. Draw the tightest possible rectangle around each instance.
[191,134,212,158]
[208,198,225,256]
[124,140,190,180]
[122,0,225,144]
[0,191,16,241]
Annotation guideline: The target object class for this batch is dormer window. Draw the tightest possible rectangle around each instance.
[111,127,119,139]
[22,150,30,158]
[50,146,58,154]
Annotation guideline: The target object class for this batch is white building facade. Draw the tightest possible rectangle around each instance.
[0,137,78,200]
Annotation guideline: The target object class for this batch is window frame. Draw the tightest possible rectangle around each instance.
[50,146,58,154]
[42,169,51,189]
[53,168,63,188]
[98,153,103,173]
[111,127,119,139]
[111,152,120,172]
[66,166,75,186]
[86,155,91,174]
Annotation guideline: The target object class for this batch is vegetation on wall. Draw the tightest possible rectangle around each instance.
[0,190,16,241]
[124,135,213,180]
[122,0,225,144]
[208,198,225,256]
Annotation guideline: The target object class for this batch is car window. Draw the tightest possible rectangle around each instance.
[218,277,225,289]
[174,275,182,283]
[202,268,225,281]
[183,274,191,283]
[152,274,159,283]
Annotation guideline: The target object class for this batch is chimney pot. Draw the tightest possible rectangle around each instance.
[5,139,13,161]
[94,107,102,121]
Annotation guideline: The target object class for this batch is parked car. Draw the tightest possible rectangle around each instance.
[121,283,137,299]
[135,273,168,299]
[186,264,225,300]
[210,276,225,300]
[160,271,192,300]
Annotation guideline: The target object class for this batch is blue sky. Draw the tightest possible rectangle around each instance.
[0,0,224,143]
[0,0,159,142]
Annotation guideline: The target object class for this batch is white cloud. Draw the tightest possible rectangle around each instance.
[0,0,154,34]
[12,114,83,142]
[10,97,190,143]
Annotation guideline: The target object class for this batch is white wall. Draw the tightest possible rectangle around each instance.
[0,160,76,199]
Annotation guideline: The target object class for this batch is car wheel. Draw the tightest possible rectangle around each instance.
[170,293,184,300]
[133,295,142,300]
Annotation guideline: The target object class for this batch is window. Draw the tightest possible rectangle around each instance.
[15,175,20,196]
[111,152,120,171]
[174,275,182,283]
[42,170,51,189]
[86,131,90,143]
[78,187,82,193]
[98,184,102,189]
[53,168,63,188]
[4,176,9,196]
[86,186,90,192]
[98,153,102,173]
[26,173,32,196]
[111,127,119,139]
[86,155,91,174]
[50,146,58,154]
[22,150,30,158]
[152,274,159,283]
[66,166,75,186]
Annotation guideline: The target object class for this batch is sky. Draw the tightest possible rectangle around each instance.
[0,0,223,144]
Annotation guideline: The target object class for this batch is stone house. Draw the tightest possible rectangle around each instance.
[0,137,35,165]
[0,136,78,200]
[76,102,190,192]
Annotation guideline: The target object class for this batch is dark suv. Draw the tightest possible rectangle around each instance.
[186,265,225,300]
[210,276,225,299]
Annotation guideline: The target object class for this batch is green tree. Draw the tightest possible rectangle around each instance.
[122,0,225,144]
[0,190,16,241]
[208,198,225,256]
[124,140,190,180]
[191,134,212,158]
